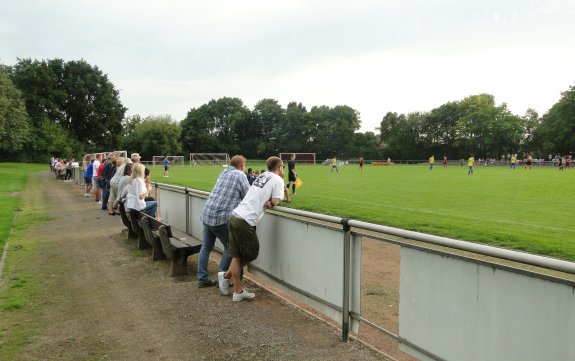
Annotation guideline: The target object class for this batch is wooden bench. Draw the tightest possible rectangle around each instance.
[118,199,137,239]
[139,214,167,261]
[128,209,150,250]
[118,201,201,276]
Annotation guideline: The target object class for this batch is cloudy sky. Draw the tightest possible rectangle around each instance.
[2,0,574,132]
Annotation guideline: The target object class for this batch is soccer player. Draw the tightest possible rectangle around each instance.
[358,156,365,171]
[524,154,533,171]
[429,155,435,170]
[163,156,170,177]
[331,156,338,173]
[443,155,448,168]
[510,155,517,170]
[468,154,475,175]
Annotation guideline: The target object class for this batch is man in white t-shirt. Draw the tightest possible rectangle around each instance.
[218,156,285,302]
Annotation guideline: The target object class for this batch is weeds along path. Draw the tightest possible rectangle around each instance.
[0,171,387,361]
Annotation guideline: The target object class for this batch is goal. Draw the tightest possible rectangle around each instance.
[189,153,230,166]
[152,156,185,167]
[279,153,316,164]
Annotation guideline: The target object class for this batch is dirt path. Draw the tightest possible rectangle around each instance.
[7,172,388,361]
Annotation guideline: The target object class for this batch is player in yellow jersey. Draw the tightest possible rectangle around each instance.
[510,155,517,170]
[468,155,475,175]
[331,156,338,173]
[429,155,435,170]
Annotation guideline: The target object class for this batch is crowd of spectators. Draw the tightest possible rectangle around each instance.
[75,152,157,217]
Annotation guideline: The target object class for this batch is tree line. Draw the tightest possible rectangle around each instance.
[1,58,573,162]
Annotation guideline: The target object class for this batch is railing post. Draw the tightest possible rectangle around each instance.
[185,188,190,234]
[341,218,351,342]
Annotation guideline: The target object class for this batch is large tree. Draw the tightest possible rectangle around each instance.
[130,115,182,159]
[10,58,126,153]
[0,67,31,157]
[534,84,575,155]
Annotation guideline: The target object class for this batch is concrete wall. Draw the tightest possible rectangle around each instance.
[399,247,575,361]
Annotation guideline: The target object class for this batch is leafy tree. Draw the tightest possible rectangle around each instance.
[521,108,540,154]
[60,60,126,148]
[422,101,461,158]
[278,102,309,153]
[181,103,219,154]
[130,115,182,159]
[0,67,31,157]
[534,84,575,155]
[351,131,382,160]
[378,112,407,158]
[253,98,285,156]
[10,58,126,154]
[120,114,143,152]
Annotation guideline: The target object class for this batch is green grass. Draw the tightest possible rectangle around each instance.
[150,163,575,262]
[0,163,46,250]
[0,170,49,358]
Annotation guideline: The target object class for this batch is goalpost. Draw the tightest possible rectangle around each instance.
[279,153,316,165]
[152,156,185,166]
[189,153,230,166]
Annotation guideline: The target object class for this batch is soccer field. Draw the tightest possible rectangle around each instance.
[150,163,575,262]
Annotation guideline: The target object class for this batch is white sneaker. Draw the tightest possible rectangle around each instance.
[98,201,102,204]
[232,289,255,302]
[84,193,89,197]
[218,272,229,296]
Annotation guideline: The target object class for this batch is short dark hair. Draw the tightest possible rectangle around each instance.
[266,156,283,171]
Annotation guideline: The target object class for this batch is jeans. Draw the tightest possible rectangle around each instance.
[141,201,157,217]
[197,223,232,283]
[101,180,110,210]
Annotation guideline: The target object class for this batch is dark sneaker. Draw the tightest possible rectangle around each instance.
[197,279,217,288]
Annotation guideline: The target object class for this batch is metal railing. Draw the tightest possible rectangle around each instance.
[150,181,575,361]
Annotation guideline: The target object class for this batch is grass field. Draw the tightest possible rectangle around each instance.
[149,162,575,262]
[0,163,47,250]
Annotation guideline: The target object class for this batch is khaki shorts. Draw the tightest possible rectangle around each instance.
[228,216,259,263]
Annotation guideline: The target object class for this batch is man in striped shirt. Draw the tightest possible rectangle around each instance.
[197,155,250,288]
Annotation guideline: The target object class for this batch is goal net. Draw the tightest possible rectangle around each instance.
[279,153,316,164]
[189,153,230,166]
[152,156,185,167]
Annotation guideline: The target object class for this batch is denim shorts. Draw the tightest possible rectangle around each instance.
[228,216,259,263]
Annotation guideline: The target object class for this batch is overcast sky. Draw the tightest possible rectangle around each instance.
[2,0,574,132]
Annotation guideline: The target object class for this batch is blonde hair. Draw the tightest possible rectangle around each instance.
[129,163,145,184]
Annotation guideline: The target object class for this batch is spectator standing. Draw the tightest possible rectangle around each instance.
[114,163,133,210]
[246,168,256,185]
[218,156,285,302]
[92,154,102,202]
[198,155,250,288]
[84,158,94,197]
[100,155,117,213]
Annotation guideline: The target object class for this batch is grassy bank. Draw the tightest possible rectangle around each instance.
[0,168,52,359]
[0,163,47,250]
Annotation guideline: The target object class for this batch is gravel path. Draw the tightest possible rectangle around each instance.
[9,172,388,361]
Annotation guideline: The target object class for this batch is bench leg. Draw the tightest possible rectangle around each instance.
[170,250,189,277]
[127,228,137,239]
[151,239,167,261]
[137,233,151,250]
